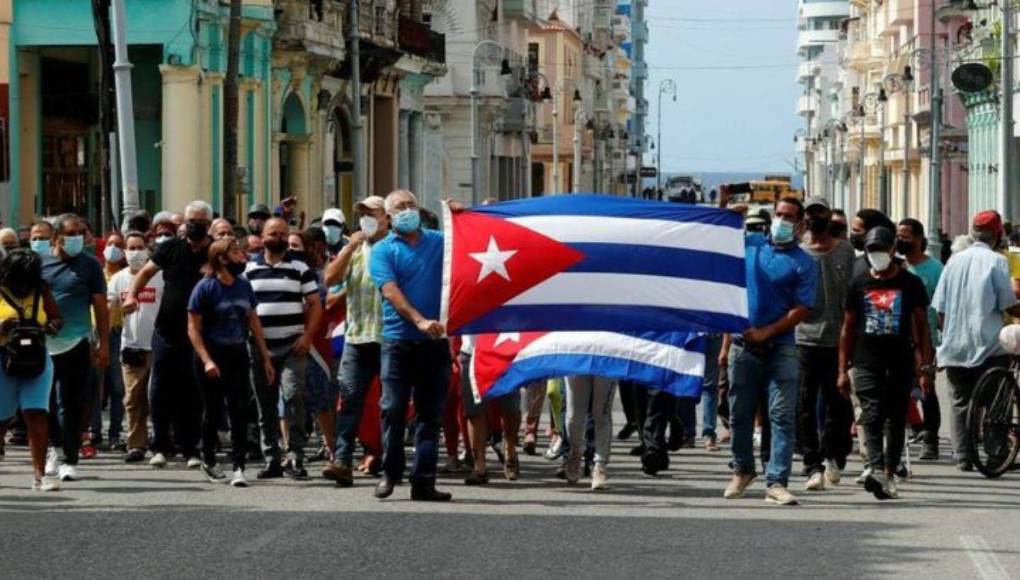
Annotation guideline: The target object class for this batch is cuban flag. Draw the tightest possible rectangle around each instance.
[471,331,707,401]
[441,195,748,335]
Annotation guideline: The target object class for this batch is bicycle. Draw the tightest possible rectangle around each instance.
[966,358,1020,478]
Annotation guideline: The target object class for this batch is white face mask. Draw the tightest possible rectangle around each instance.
[104,245,124,263]
[867,251,892,272]
[360,216,379,237]
[126,249,149,271]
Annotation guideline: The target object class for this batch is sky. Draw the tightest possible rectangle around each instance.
[644,1,801,174]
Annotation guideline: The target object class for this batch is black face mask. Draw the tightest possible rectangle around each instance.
[895,239,915,256]
[249,220,264,236]
[225,261,247,277]
[828,222,847,238]
[185,220,209,242]
[288,250,308,265]
[850,232,865,251]
[807,217,830,236]
[264,238,287,254]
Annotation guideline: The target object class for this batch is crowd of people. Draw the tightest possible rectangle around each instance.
[0,188,1016,504]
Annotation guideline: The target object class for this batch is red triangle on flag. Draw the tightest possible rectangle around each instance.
[471,332,547,400]
[446,211,585,333]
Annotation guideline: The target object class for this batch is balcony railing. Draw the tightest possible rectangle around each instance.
[398,16,445,64]
[275,0,346,59]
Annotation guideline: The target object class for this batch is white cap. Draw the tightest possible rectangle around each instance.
[322,208,346,226]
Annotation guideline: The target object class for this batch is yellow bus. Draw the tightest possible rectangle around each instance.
[748,180,803,204]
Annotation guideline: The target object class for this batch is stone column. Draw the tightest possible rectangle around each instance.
[160,65,202,212]
[287,137,311,202]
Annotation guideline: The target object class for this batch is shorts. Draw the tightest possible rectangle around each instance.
[459,352,520,418]
[0,355,54,421]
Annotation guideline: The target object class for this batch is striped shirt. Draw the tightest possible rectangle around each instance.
[244,255,319,351]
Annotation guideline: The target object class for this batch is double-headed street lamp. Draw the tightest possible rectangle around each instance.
[551,78,582,194]
[470,40,512,205]
[657,79,677,193]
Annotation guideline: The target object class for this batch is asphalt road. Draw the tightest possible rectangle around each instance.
[2,381,1019,579]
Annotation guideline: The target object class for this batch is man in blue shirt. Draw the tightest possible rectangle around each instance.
[719,192,817,506]
[369,189,452,502]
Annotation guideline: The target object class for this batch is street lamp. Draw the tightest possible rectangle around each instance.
[550,77,580,195]
[574,108,589,193]
[876,87,889,212]
[657,79,677,193]
[471,40,512,205]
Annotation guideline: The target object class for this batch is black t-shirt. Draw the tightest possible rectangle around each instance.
[152,237,209,343]
[845,266,929,367]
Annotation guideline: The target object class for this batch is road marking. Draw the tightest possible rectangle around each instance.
[960,535,1012,580]
[231,516,304,557]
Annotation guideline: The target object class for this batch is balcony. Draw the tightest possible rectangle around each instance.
[498,97,536,133]
[503,0,538,22]
[355,0,397,50]
[798,61,818,81]
[887,0,913,26]
[275,0,346,61]
[798,1,851,20]
[798,29,841,51]
[398,16,445,64]
[797,95,816,116]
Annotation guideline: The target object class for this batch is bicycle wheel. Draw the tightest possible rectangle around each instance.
[967,367,1020,479]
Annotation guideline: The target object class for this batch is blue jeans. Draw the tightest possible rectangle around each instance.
[380,338,450,487]
[728,341,798,487]
[701,333,723,438]
[91,328,124,441]
[334,342,381,467]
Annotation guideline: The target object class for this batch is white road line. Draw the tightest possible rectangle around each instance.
[231,516,304,557]
[960,535,1012,580]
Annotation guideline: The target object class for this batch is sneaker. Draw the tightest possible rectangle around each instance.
[724,472,757,499]
[285,458,309,480]
[825,460,842,486]
[957,460,974,472]
[257,460,284,479]
[894,463,911,482]
[440,458,461,474]
[149,452,168,468]
[855,466,872,485]
[107,437,127,452]
[80,442,98,460]
[45,447,60,476]
[58,464,80,482]
[564,453,582,485]
[920,441,939,461]
[123,448,145,463]
[884,476,900,499]
[704,437,720,452]
[804,472,825,491]
[765,484,799,506]
[186,456,203,469]
[864,471,892,500]
[32,475,61,491]
[200,463,226,483]
[230,468,249,488]
[543,435,564,461]
[591,463,609,490]
[616,423,637,441]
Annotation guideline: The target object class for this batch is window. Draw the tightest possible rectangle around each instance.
[528,42,540,75]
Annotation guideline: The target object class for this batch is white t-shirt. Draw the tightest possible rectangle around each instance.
[108,268,164,351]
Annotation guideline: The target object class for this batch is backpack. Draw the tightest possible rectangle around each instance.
[0,288,47,378]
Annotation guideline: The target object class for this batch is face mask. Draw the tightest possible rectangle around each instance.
[126,249,149,270]
[63,235,85,257]
[359,217,379,238]
[770,219,796,245]
[249,220,264,236]
[30,239,51,254]
[226,261,247,277]
[288,250,308,264]
[829,222,847,238]
[264,238,287,254]
[807,217,830,236]
[155,235,172,246]
[895,239,914,256]
[392,209,420,234]
[104,245,124,263]
[248,251,262,262]
[185,220,208,242]
[324,225,344,245]
[850,232,865,251]
[867,251,893,272]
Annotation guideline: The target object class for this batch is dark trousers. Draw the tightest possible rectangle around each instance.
[195,344,250,469]
[920,385,941,439]
[380,338,450,487]
[48,339,93,465]
[149,332,202,457]
[335,342,382,467]
[945,355,1010,460]
[642,389,678,457]
[797,345,853,473]
[852,363,913,472]
[619,380,641,429]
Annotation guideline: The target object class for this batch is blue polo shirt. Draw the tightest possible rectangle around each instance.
[744,234,818,345]
[370,228,444,340]
[41,253,106,355]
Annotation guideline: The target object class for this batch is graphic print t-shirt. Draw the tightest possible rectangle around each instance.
[845,267,929,367]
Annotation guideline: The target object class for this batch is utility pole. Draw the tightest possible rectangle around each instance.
[1000,0,1014,221]
[91,0,114,232]
[111,0,139,227]
[903,67,913,220]
[350,0,365,201]
[927,4,944,259]
[223,0,242,219]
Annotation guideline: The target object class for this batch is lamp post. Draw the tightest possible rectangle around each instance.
[877,88,889,213]
[900,65,915,219]
[574,109,589,193]
[861,91,883,210]
[552,78,580,194]
[656,79,677,193]
[471,40,511,205]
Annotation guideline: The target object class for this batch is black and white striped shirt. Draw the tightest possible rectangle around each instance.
[244,256,319,351]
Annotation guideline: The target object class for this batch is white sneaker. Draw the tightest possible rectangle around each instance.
[825,460,842,486]
[45,447,60,476]
[58,464,80,482]
[884,476,900,499]
[855,466,872,485]
[765,484,799,506]
[230,468,248,488]
[32,476,61,492]
[149,452,168,468]
[591,463,609,490]
[186,456,203,469]
[804,472,825,491]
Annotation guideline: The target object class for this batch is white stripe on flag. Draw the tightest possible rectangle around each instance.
[506,215,743,258]
[515,332,706,377]
[504,273,749,317]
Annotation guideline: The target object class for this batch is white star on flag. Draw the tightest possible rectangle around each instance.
[494,332,521,346]
[469,236,518,283]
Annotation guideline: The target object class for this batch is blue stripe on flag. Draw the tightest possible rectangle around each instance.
[566,243,747,287]
[472,194,743,229]
[459,304,748,335]
[487,354,705,400]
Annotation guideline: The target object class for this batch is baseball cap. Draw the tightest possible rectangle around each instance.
[864,226,895,251]
[973,209,1003,233]
[804,196,831,212]
[248,203,271,218]
[322,208,346,226]
[354,196,386,213]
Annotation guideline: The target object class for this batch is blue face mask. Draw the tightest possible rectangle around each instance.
[63,235,85,257]
[324,225,343,246]
[392,209,421,234]
[30,239,51,254]
[770,219,796,245]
